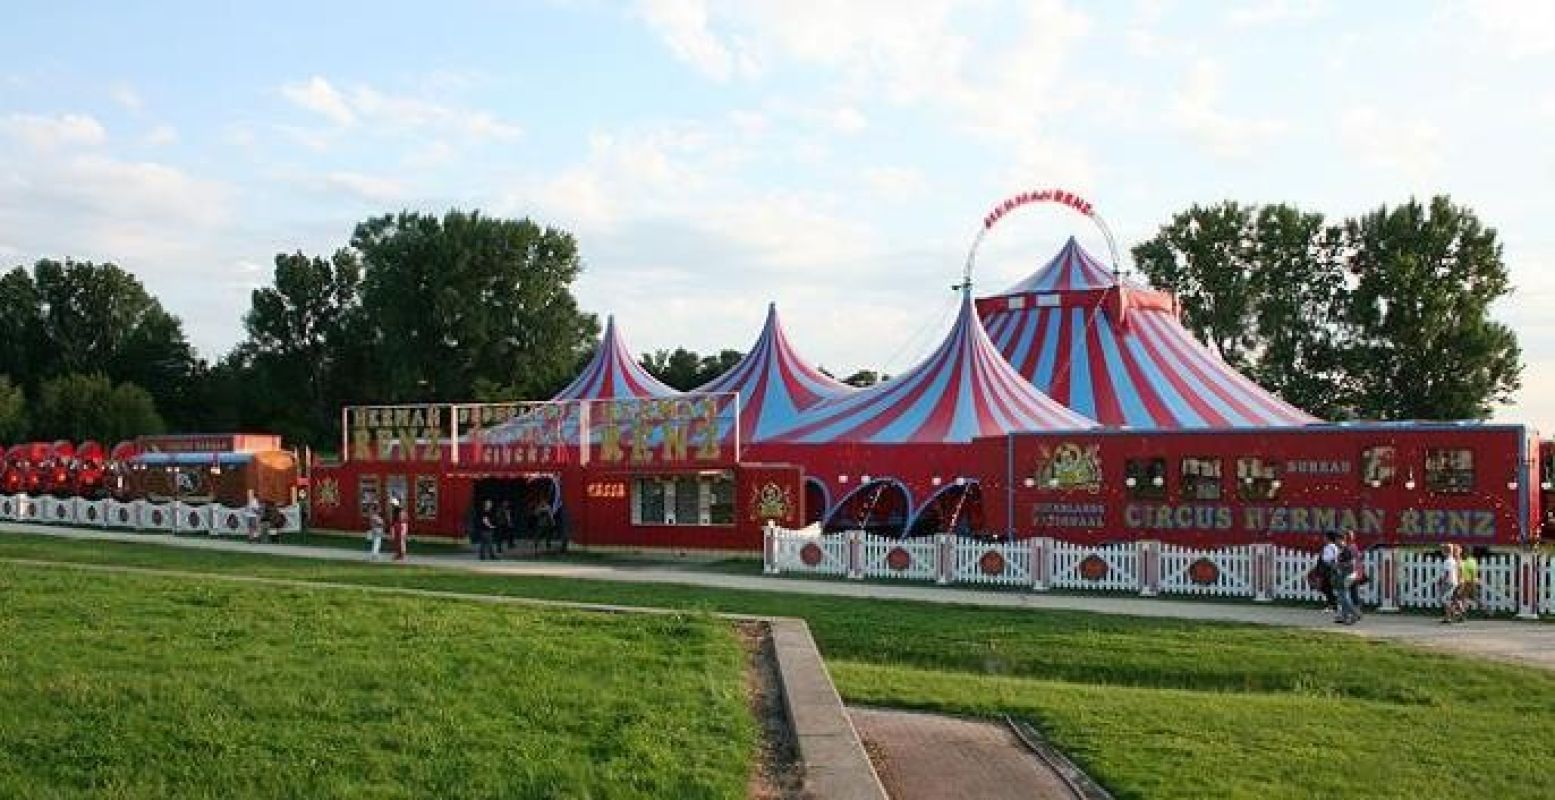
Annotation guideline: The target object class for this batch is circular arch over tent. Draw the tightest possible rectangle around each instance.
[823,477,913,537]
[963,188,1122,293]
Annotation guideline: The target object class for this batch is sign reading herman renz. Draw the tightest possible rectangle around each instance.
[347,399,730,466]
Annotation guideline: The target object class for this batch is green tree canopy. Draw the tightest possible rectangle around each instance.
[353,210,600,403]
[642,347,743,391]
[0,376,27,442]
[1132,196,1521,420]
[32,373,165,444]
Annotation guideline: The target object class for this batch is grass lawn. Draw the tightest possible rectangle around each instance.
[4,531,1555,799]
[0,558,753,800]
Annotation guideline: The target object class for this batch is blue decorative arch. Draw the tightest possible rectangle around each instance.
[905,479,983,537]
[803,477,831,526]
[823,477,915,534]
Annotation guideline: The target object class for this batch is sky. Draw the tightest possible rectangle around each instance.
[1,0,1553,424]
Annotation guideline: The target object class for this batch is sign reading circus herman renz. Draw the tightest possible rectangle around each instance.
[346,397,734,467]
[1029,501,1501,539]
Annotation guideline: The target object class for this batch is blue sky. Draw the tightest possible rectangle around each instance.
[2,0,1552,424]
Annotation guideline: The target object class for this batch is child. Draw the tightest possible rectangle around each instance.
[366,505,385,560]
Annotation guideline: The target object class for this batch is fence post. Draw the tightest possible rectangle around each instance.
[1252,543,1273,602]
[1516,549,1541,620]
[1377,548,1400,613]
[1138,540,1159,597]
[1029,536,1045,591]
[936,534,952,585]
[762,523,776,574]
[847,530,863,580]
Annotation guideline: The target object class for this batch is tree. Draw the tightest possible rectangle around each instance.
[1132,196,1521,420]
[21,259,197,426]
[0,269,43,391]
[1131,202,1260,370]
[353,210,600,402]
[842,370,885,388]
[33,373,164,444]
[1340,197,1521,419]
[0,375,26,442]
[235,250,369,446]
[642,347,744,390]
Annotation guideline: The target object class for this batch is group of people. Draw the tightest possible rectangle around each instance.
[1315,530,1483,624]
[364,497,411,561]
[469,498,565,561]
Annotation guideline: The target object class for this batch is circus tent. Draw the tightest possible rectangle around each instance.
[552,315,678,401]
[695,303,853,443]
[769,294,1095,444]
[977,237,1318,428]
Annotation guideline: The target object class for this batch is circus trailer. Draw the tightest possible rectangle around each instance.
[988,423,1541,549]
[71,441,108,498]
[126,434,297,507]
[310,394,803,552]
[1541,439,1555,539]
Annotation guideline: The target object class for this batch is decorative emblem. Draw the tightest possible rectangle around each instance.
[55,505,67,520]
[226,514,242,530]
[315,477,341,511]
[1079,554,1109,581]
[187,511,202,528]
[978,550,1006,576]
[117,507,131,523]
[886,547,912,571]
[150,509,165,526]
[1036,443,1103,494]
[750,481,795,523]
[800,542,824,566]
[1361,446,1396,486]
[86,506,98,522]
[1188,558,1220,586]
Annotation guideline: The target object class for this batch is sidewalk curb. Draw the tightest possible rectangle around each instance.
[770,619,889,800]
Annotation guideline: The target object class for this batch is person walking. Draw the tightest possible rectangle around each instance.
[1317,532,1341,613]
[1458,546,1481,619]
[366,504,385,560]
[1439,543,1462,623]
[245,491,262,544]
[477,499,498,561]
[496,500,515,555]
[535,500,556,551]
[390,497,409,562]
[1334,529,1362,624]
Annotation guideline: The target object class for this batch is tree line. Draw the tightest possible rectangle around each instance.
[0,196,1522,451]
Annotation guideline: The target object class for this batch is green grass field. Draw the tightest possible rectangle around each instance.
[0,558,753,800]
[4,531,1554,799]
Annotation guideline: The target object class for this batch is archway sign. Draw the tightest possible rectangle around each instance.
[959,188,1123,296]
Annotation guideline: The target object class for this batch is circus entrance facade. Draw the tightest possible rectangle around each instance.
[308,399,805,553]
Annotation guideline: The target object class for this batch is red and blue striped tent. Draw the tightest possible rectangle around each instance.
[977,237,1318,428]
[695,303,853,443]
[552,315,678,401]
[769,294,1095,444]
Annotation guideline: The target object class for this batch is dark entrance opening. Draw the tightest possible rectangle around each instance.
[471,475,563,552]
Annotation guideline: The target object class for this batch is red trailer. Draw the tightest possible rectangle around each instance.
[73,441,107,498]
[986,423,1540,548]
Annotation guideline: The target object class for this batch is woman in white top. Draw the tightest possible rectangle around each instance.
[1439,543,1462,623]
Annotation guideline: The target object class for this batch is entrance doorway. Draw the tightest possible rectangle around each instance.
[471,475,564,552]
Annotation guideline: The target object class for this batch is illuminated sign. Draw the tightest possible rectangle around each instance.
[348,406,448,463]
[983,188,1095,230]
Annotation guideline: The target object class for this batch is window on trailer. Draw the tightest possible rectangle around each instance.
[1125,458,1167,500]
[1181,457,1223,501]
[1236,457,1281,501]
[1425,448,1474,493]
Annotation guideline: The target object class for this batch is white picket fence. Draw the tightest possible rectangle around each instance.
[0,493,303,536]
[763,525,1552,619]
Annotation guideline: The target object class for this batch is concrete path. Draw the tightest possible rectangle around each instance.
[850,707,1079,800]
[6,523,1555,671]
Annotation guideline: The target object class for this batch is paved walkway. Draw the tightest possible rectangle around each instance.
[850,707,1078,800]
[6,523,1555,671]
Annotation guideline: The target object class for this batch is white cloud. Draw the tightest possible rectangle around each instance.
[143,124,179,146]
[281,76,357,126]
[320,171,408,203]
[1225,0,1331,29]
[111,84,144,112]
[862,166,928,200]
[278,76,522,144]
[1339,106,1443,184]
[1,113,108,151]
[1169,59,1287,158]
[634,0,757,82]
[1461,1,1555,59]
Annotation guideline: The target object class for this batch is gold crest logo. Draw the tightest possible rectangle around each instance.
[749,481,794,523]
[315,477,341,510]
[1036,443,1103,493]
